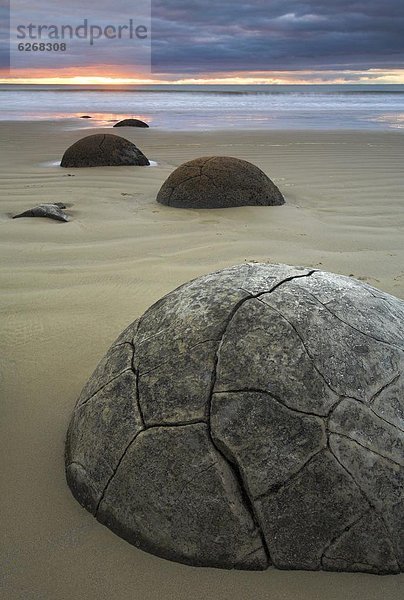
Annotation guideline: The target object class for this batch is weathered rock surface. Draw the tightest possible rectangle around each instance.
[113,118,149,128]
[13,203,69,222]
[97,424,267,569]
[60,134,150,168]
[156,156,285,208]
[65,263,404,573]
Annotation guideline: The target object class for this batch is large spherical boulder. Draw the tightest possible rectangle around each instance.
[65,263,404,573]
[113,118,149,128]
[60,134,149,168]
[156,156,285,208]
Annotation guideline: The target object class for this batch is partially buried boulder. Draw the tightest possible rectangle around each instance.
[156,156,284,208]
[113,119,149,128]
[65,263,404,573]
[60,134,150,168]
[13,203,69,222]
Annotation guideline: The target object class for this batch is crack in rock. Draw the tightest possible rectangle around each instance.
[371,372,401,404]
[205,270,316,565]
[320,508,372,568]
[301,289,404,351]
[214,387,334,420]
[320,505,400,574]
[145,419,208,429]
[256,298,343,400]
[98,134,106,150]
[328,430,403,467]
[131,343,145,427]
[329,394,404,434]
[253,449,325,502]
[77,368,132,409]
[137,339,221,377]
[177,462,218,498]
[327,436,400,567]
[94,429,144,516]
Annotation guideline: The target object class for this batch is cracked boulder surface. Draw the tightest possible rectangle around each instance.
[156,156,285,208]
[60,134,150,168]
[113,118,149,128]
[65,263,404,573]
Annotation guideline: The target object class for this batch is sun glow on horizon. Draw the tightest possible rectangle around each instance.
[1,69,404,86]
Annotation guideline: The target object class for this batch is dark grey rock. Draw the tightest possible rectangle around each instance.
[65,263,404,573]
[97,424,267,569]
[214,296,339,415]
[60,134,150,168]
[66,371,143,514]
[113,118,149,128]
[254,451,368,570]
[12,203,69,222]
[322,510,399,574]
[76,342,134,407]
[211,391,326,498]
[156,156,285,208]
[80,115,92,118]
[372,373,404,431]
[329,434,403,570]
[328,398,403,465]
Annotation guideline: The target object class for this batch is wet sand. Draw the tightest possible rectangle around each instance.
[0,121,403,599]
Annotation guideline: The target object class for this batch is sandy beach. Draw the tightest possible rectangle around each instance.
[0,121,403,600]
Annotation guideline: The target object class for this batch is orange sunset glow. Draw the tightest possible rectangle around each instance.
[2,68,404,86]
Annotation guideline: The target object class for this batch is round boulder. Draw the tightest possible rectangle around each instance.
[113,118,149,128]
[60,134,150,168]
[65,263,404,573]
[156,156,284,208]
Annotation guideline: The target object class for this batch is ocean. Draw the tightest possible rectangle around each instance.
[0,84,403,130]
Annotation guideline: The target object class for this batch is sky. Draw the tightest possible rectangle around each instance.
[1,0,404,84]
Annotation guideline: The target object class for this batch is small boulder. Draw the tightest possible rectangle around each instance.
[13,203,69,222]
[60,134,150,168]
[80,115,92,119]
[113,119,149,128]
[156,156,284,208]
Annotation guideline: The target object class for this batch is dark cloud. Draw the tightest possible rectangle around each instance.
[151,0,404,73]
[4,1,403,77]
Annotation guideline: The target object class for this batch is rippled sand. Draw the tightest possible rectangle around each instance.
[0,122,403,599]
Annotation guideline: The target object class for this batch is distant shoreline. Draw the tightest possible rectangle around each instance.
[1,83,404,94]
[1,85,404,130]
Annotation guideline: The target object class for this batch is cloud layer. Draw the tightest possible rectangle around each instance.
[151,0,404,74]
[3,0,404,80]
